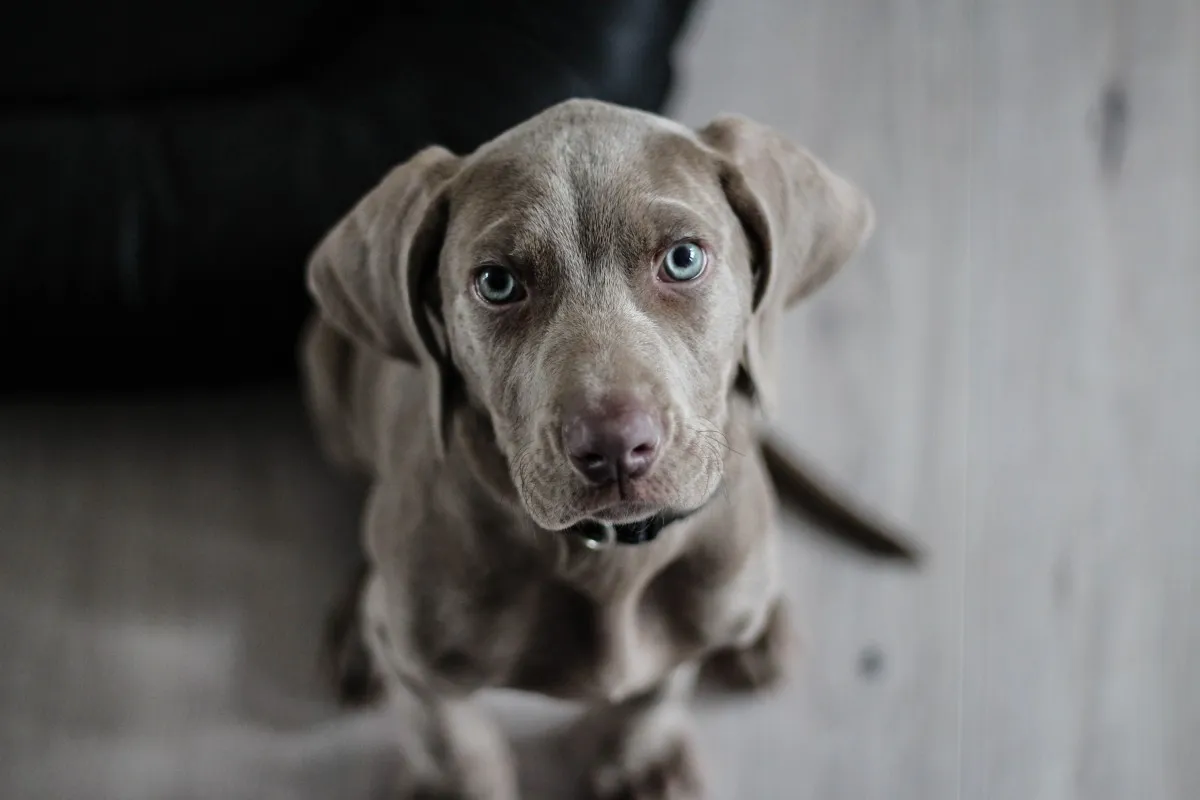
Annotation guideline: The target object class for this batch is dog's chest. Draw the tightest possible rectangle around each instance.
[413,537,775,702]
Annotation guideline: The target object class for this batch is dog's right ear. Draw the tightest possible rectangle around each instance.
[307,146,460,362]
[306,146,461,454]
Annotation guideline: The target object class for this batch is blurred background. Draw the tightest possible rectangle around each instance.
[1,0,1196,798]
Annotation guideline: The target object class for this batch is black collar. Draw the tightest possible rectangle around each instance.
[565,495,712,549]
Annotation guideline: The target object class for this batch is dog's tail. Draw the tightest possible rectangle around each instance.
[759,431,923,564]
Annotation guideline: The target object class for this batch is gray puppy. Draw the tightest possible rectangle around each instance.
[301,99,917,799]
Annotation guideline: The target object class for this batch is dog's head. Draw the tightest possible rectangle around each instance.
[307,100,873,531]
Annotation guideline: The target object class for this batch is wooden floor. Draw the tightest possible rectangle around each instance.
[2,1,1197,798]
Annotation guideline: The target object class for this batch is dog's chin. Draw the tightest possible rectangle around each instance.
[521,497,663,532]
[517,478,718,532]
[582,501,667,525]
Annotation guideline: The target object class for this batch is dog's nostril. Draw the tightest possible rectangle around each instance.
[562,399,664,485]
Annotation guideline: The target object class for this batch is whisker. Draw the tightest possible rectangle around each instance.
[697,417,744,458]
[698,443,726,501]
[695,430,743,459]
[719,478,733,510]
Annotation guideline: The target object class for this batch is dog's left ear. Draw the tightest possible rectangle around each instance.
[699,115,874,412]
[306,146,462,457]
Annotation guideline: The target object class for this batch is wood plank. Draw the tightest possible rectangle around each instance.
[963,1,1200,798]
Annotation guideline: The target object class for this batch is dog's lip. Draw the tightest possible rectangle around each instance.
[585,503,664,524]
[544,497,665,530]
[559,484,663,524]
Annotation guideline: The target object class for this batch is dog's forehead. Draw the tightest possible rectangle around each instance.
[469,98,700,174]
[447,102,717,249]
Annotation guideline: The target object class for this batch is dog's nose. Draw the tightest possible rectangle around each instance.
[562,400,663,485]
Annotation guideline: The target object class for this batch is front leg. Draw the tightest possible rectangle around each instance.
[387,691,517,800]
[360,571,519,800]
[571,663,704,800]
[701,596,793,693]
[322,559,385,707]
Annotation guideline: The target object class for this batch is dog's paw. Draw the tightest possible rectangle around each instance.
[321,563,385,707]
[587,733,704,800]
[400,773,513,800]
[387,763,509,800]
[408,789,468,800]
[701,598,792,693]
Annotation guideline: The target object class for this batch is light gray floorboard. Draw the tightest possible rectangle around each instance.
[962,2,1199,799]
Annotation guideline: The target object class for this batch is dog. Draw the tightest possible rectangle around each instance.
[300,98,919,799]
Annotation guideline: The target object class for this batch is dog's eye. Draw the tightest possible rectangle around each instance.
[474,265,526,305]
[658,242,707,282]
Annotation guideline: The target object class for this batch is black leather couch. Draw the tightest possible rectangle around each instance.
[0,0,697,391]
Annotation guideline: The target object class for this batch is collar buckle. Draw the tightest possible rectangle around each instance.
[580,522,617,550]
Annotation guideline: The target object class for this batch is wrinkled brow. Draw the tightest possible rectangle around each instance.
[466,200,714,270]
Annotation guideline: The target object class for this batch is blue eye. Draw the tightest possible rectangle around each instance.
[659,242,706,282]
[474,265,526,305]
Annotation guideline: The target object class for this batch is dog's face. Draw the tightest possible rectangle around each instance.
[307,100,874,531]
[438,112,753,529]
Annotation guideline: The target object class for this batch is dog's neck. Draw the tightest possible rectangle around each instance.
[567,504,707,548]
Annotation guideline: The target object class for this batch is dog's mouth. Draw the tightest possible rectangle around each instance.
[511,429,727,540]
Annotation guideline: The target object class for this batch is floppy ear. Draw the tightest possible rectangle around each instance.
[698,115,875,414]
[306,145,461,455]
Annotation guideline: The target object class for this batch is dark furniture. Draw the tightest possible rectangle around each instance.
[0,0,697,391]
